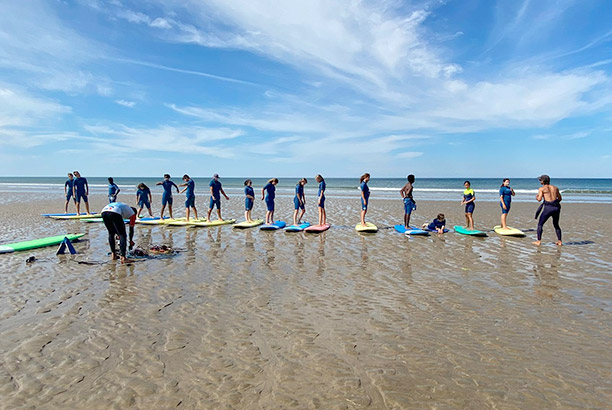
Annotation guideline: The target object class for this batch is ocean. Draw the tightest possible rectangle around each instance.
[2,177,612,203]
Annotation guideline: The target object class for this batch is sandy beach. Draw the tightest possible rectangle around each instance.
[1,192,611,409]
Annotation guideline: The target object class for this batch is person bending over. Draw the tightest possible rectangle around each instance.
[101,202,137,264]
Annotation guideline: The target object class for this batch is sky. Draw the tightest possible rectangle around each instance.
[0,0,611,178]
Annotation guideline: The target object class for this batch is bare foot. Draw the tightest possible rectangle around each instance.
[111,253,119,260]
[532,240,541,246]
[120,256,133,264]
[555,241,562,246]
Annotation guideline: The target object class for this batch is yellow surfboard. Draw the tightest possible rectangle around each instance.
[191,219,236,227]
[355,222,378,233]
[233,219,264,229]
[494,225,525,237]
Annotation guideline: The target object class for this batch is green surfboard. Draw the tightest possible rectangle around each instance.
[453,226,488,237]
[0,234,85,254]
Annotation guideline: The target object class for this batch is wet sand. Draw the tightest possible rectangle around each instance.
[1,193,611,409]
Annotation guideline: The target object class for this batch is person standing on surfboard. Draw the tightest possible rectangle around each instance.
[499,178,515,229]
[293,178,307,225]
[461,180,475,230]
[315,174,327,226]
[72,170,91,215]
[101,202,137,264]
[400,174,416,229]
[108,177,120,203]
[207,173,230,222]
[179,174,198,221]
[533,175,562,246]
[156,174,179,219]
[244,179,255,223]
[64,172,75,213]
[262,178,278,224]
[359,173,370,226]
[136,183,153,218]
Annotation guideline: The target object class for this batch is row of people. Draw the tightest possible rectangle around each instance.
[67,172,563,247]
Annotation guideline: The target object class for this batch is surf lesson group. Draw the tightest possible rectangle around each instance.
[54,170,565,263]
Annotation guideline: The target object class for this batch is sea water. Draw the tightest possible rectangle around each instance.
[1,177,611,203]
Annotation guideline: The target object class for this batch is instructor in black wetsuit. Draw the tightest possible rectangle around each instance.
[533,175,562,246]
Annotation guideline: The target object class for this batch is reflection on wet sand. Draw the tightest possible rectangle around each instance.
[0,194,610,408]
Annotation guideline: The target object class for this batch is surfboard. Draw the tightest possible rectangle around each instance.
[136,217,178,225]
[42,213,79,217]
[394,225,429,236]
[0,234,85,254]
[285,222,311,232]
[260,221,287,230]
[233,219,264,229]
[304,223,331,233]
[424,227,450,233]
[50,213,99,220]
[191,219,236,227]
[356,222,378,233]
[453,226,488,237]
[167,218,207,226]
[493,225,526,237]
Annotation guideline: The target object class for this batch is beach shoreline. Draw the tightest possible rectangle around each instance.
[1,193,611,408]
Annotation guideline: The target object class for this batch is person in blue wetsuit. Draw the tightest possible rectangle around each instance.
[156,174,179,219]
[499,178,515,229]
[533,174,562,246]
[101,202,137,264]
[136,183,153,218]
[64,172,75,213]
[207,173,230,222]
[461,180,476,230]
[315,174,327,226]
[179,174,198,221]
[72,170,91,215]
[293,178,307,226]
[244,179,255,223]
[261,178,278,224]
[399,174,416,229]
[359,173,370,226]
[108,177,120,203]
[423,213,446,234]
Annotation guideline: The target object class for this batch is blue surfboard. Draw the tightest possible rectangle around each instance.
[424,227,449,233]
[260,221,287,231]
[285,222,311,232]
[394,224,430,236]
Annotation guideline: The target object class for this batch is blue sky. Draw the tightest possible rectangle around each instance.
[0,0,611,177]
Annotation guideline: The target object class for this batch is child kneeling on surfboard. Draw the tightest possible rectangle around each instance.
[422,214,446,234]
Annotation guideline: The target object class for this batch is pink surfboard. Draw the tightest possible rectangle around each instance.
[304,223,331,233]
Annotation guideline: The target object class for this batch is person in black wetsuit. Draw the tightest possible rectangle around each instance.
[533,175,562,246]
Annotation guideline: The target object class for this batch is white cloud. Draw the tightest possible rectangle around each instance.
[115,7,173,29]
[0,1,112,96]
[82,123,244,158]
[0,86,71,128]
[116,99,136,108]
[150,18,172,29]
[396,151,424,159]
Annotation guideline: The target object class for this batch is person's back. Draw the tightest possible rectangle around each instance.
[534,175,562,246]
[541,184,561,202]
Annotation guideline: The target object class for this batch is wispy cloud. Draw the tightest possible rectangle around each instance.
[0,0,111,96]
[82,123,244,158]
[115,99,136,108]
[0,86,71,129]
